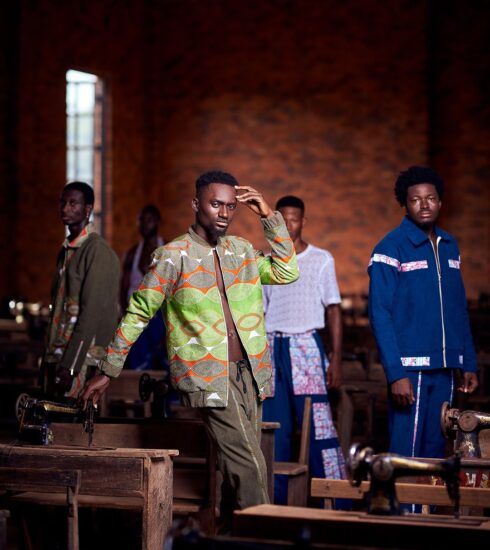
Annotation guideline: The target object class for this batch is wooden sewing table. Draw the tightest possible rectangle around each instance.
[0,442,178,550]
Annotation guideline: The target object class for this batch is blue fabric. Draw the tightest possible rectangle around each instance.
[125,310,168,371]
[368,216,477,385]
[263,331,343,505]
[388,369,453,458]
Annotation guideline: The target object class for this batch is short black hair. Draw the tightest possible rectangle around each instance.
[140,204,161,220]
[63,181,95,205]
[195,171,238,191]
[394,166,445,206]
[275,195,305,214]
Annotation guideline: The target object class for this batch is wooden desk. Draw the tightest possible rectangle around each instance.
[233,504,490,548]
[0,443,178,550]
[260,421,279,500]
[51,418,217,534]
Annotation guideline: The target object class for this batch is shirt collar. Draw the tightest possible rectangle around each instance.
[400,215,452,246]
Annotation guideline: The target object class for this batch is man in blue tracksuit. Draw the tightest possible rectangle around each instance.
[368,166,478,464]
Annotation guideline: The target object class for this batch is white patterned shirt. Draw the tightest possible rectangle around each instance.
[263,244,341,333]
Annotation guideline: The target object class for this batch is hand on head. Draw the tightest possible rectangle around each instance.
[235,186,273,218]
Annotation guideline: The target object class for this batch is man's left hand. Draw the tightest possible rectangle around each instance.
[327,355,342,390]
[79,373,111,410]
[235,186,273,218]
[458,371,479,394]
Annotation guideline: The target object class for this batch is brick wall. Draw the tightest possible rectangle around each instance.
[0,0,488,305]
[0,2,19,307]
[428,1,490,298]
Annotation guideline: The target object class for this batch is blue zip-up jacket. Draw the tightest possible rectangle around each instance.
[367,216,477,384]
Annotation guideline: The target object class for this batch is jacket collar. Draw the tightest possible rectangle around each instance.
[188,225,224,249]
[63,222,96,250]
[400,215,452,247]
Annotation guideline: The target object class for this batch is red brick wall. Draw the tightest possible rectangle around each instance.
[1,0,488,304]
[0,2,20,306]
[428,1,490,299]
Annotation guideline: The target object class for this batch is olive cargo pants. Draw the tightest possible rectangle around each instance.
[199,359,270,533]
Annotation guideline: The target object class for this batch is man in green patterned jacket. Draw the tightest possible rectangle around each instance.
[81,171,299,531]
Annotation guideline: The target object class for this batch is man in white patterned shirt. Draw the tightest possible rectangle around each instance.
[262,195,346,505]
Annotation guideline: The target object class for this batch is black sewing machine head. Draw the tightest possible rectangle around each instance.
[16,393,96,446]
[347,443,461,516]
[441,401,490,459]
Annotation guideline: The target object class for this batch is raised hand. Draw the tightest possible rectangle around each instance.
[235,186,273,218]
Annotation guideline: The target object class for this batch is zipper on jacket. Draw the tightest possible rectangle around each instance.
[431,237,447,368]
[69,339,84,375]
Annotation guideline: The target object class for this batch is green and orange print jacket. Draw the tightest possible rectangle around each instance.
[99,211,299,407]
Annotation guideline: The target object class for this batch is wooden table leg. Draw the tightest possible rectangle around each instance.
[142,455,173,550]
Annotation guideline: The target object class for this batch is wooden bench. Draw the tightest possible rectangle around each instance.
[51,418,218,535]
[310,477,490,513]
[272,397,311,506]
[233,504,490,548]
[0,443,176,550]
[0,467,80,550]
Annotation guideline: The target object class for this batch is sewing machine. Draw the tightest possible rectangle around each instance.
[139,372,169,418]
[347,443,461,516]
[441,401,490,458]
[16,392,96,446]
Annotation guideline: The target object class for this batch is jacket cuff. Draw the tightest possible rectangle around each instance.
[261,211,284,230]
[385,368,406,385]
[99,359,122,378]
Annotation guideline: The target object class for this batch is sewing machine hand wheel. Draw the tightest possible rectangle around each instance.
[441,401,453,438]
[347,443,373,487]
[139,373,153,402]
[15,392,31,423]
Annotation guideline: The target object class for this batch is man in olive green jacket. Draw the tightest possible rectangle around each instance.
[43,181,120,400]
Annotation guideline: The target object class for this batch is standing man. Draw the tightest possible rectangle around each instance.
[120,204,165,312]
[120,204,167,371]
[368,166,478,464]
[81,171,299,531]
[262,195,346,505]
[42,181,120,400]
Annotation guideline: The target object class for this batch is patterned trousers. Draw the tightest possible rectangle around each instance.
[262,330,346,505]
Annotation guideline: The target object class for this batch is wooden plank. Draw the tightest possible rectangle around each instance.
[273,463,308,476]
[142,454,172,550]
[233,504,490,548]
[0,450,144,494]
[310,478,490,508]
[0,467,79,494]
[6,492,143,510]
[0,443,177,458]
[260,421,278,500]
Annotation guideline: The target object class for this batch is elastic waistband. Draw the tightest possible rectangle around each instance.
[270,329,316,338]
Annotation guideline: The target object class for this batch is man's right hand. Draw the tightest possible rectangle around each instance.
[79,373,111,410]
[390,377,415,407]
